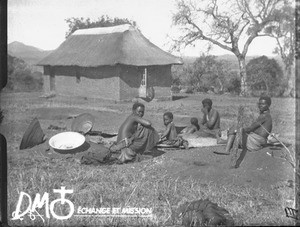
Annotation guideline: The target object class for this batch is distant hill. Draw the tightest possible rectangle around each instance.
[8,41,52,66]
[8,41,283,72]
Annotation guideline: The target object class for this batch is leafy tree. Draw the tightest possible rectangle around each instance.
[65,15,137,38]
[190,55,219,91]
[172,61,194,86]
[264,1,295,97]
[172,0,288,96]
[171,55,238,93]
[7,55,43,92]
[186,55,237,93]
[226,77,241,94]
[246,55,283,96]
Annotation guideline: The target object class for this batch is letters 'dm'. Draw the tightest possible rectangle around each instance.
[11,187,74,221]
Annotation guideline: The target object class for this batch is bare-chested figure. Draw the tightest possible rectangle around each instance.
[157,112,188,148]
[201,99,220,130]
[117,103,151,143]
[111,103,159,164]
[159,112,178,142]
[215,95,273,168]
[195,98,221,139]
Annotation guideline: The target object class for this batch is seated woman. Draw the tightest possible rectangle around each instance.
[195,98,221,139]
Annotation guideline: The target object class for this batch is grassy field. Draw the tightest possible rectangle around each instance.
[1,92,296,226]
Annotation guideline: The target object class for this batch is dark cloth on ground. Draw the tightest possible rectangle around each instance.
[20,118,45,150]
[21,139,116,165]
[80,143,111,165]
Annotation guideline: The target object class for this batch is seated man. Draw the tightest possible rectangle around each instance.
[195,98,221,139]
[215,96,273,169]
[110,102,159,163]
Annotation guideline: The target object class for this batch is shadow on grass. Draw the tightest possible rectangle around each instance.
[145,148,165,157]
[172,95,188,101]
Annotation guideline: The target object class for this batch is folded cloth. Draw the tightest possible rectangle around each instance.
[246,132,267,152]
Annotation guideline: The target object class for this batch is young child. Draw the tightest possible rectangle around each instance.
[159,112,178,142]
[159,112,188,148]
[180,117,200,134]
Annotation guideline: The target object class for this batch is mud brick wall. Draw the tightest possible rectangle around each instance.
[148,65,172,99]
[119,65,140,100]
[119,65,172,100]
[43,75,51,93]
[43,66,121,100]
[43,64,173,101]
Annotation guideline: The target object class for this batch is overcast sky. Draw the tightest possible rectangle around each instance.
[8,0,278,57]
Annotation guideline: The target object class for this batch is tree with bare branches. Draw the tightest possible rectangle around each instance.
[172,0,289,96]
[264,2,295,97]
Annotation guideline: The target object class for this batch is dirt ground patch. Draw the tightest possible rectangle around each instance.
[1,92,293,187]
[1,92,296,226]
[1,92,295,189]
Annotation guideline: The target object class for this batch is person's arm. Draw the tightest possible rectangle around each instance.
[206,110,218,129]
[244,114,266,133]
[201,108,208,125]
[134,116,151,127]
[189,127,197,134]
[160,123,171,140]
[180,127,188,134]
[183,126,196,134]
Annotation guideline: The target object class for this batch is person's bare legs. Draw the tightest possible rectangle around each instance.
[216,129,227,144]
[233,129,248,168]
[224,134,235,154]
[213,133,235,155]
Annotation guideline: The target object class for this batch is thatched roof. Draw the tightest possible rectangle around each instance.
[37,24,183,67]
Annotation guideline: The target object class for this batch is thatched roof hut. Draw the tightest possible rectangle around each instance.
[38,24,183,101]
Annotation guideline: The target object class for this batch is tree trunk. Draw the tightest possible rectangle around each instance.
[216,77,224,93]
[283,64,295,97]
[264,79,269,96]
[237,56,250,96]
[49,66,56,93]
